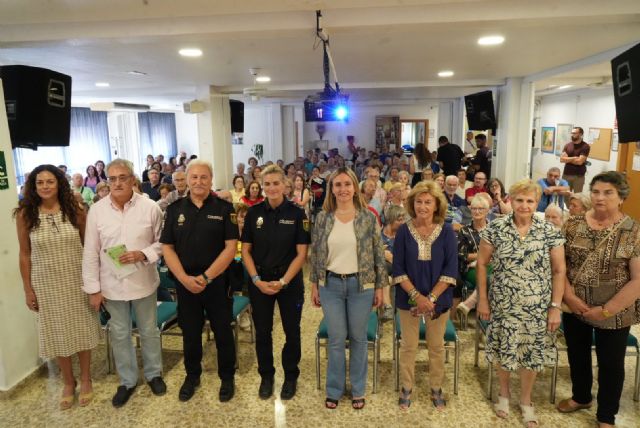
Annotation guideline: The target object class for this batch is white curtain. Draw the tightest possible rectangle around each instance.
[138,112,177,162]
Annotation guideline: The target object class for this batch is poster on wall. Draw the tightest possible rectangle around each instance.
[612,131,619,152]
[232,133,243,145]
[541,127,555,153]
[555,123,573,156]
[0,151,8,190]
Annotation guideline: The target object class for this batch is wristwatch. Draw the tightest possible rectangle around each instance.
[602,306,613,319]
[201,272,212,284]
[549,302,562,311]
[279,278,289,289]
[251,275,261,285]
[428,292,437,303]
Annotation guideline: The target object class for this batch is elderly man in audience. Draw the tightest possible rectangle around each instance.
[71,173,95,206]
[537,167,571,212]
[82,159,166,408]
[157,171,188,212]
[141,169,162,201]
[465,171,488,205]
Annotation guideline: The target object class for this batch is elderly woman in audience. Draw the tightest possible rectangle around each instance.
[14,164,100,409]
[421,168,435,182]
[386,182,405,209]
[92,182,110,204]
[559,172,640,428]
[567,192,591,217]
[398,170,411,192]
[455,194,491,318]
[310,167,386,410]
[487,177,512,217]
[241,180,264,207]
[456,168,472,199]
[544,203,564,229]
[477,179,565,428]
[229,175,246,204]
[393,181,458,410]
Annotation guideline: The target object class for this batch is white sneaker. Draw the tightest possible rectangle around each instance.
[457,302,471,316]
[239,313,251,330]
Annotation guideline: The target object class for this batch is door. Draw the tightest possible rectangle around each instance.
[617,142,640,221]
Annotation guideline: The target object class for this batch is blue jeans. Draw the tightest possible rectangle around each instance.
[319,275,374,400]
[106,292,162,388]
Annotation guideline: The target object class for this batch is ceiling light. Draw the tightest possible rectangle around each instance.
[478,35,505,46]
[558,85,573,90]
[179,48,203,57]
[438,70,454,77]
[128,70,147,76]
[95,82,110,87]
[255,76,271,83]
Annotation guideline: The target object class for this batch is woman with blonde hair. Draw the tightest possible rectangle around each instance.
[567,192,591,216]
[477,179,565,427]
[310,167,387,410]
[393,180,458,410]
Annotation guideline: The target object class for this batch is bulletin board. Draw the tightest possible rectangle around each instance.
[588,127,613,161]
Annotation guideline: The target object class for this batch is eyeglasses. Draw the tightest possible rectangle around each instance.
[107,175,131,184]
[46,214,60,233]
[470,207,487,211]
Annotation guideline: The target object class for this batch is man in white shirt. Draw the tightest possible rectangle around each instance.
[157,170,188,212]
[82,158,165,408]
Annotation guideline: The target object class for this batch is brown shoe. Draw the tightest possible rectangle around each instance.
[557,398,592,413]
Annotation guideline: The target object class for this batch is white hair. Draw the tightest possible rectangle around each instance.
[545,203,563,217]
[445,175,459,185]
[186,159,213,177]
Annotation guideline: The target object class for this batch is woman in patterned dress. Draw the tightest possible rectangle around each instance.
[477,179,565,427]
[15,164,100,410]
[558,172,640,428]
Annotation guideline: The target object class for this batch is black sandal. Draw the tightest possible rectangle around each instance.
[398,387,412,409]
[325,398,338,409]
[352,398,365,410]
[431,388,446,410]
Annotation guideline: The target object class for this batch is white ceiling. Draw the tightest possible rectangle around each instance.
[1,0,639,109]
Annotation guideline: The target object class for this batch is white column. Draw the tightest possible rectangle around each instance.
[0,81,40,391]
[195,86,234,190]
[494,78,535,188]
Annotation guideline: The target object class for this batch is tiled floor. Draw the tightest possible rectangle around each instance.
[1,282,639,428]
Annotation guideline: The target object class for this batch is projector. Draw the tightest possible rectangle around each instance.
[304,92,349,122]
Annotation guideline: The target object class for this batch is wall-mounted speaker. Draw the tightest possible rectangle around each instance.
[464,90,497,132]
[230,100,244,133]
[611,42,640,143]
[0,65,72,150]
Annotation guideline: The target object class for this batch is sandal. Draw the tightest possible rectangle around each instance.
[352,397,365,410]
[325,398,339,409]
[398,387,412,410]
[60,381,77,410]
[78,382,94,407]
[430,388,446,410]
[494,395,510,419]
[520,403,539,427]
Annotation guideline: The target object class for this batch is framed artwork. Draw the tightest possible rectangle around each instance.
[541,126,555,153]
[231,132,243,145]
[612,131,619,152]
[555,123,573,156]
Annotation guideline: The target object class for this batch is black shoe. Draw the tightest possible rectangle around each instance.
[258,377,274,399]
[219,379,235,402]
[280,379,297,400]
[147,376,167,396]
[112,385,136,408]
[178,377,200,402]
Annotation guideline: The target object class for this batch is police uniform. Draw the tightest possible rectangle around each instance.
[241,199,310,382]
[160,193,238,384]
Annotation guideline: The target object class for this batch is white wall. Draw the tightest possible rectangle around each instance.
[174,111,199,157]
[532,87,618,183]
[231,103,284,168]
[302,102,441,158]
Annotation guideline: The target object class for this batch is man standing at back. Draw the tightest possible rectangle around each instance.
[437,135,465,176]
[560,126,590,192]
[536,167,571,212]
[161,160,238,403]
[83,159,166,408]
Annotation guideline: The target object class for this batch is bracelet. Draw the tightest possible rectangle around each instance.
[428,292,437,303]
[602,305,613,319]
[408,288,419,300]
[251,275,261,285]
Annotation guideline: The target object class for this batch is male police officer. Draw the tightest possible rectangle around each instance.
[161,160,237,402]
[241,165,310,400]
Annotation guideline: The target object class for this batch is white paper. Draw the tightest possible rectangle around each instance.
[588,128,600,143]
[633,153,640,172]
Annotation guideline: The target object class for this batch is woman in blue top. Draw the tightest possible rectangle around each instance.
[392,180,458,410]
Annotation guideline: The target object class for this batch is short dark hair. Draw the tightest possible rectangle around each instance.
[573,126,584,135]
[438,136,449,144]
[475,134,487,142]
[590,171,630,200]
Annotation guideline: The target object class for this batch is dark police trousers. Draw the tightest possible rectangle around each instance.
[175,279,236,381]
[562,312,630,425]
[249,269,304,381]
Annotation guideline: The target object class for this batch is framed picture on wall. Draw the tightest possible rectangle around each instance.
[556,123,573,156]
[541,126,555,153]
[612,131,619,152]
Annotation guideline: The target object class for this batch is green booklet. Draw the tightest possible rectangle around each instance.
[105,244,138,279]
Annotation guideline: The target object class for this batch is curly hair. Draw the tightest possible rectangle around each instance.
[13,164,80,232]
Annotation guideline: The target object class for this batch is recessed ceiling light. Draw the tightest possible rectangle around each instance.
[128,70,147,76]
[179,48,203,57]
[558,85,573,90]
[255,76,271,83]
[95,82,110,87]
[438,70,454,77]
[478,35,505,46]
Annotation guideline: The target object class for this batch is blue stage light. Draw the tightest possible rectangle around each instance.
[335,105,348,120]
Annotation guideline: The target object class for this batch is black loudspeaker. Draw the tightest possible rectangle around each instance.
[465,90,497,131]
[0,65,72,150]
[229,100,244,133]
[611,42,640,143]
